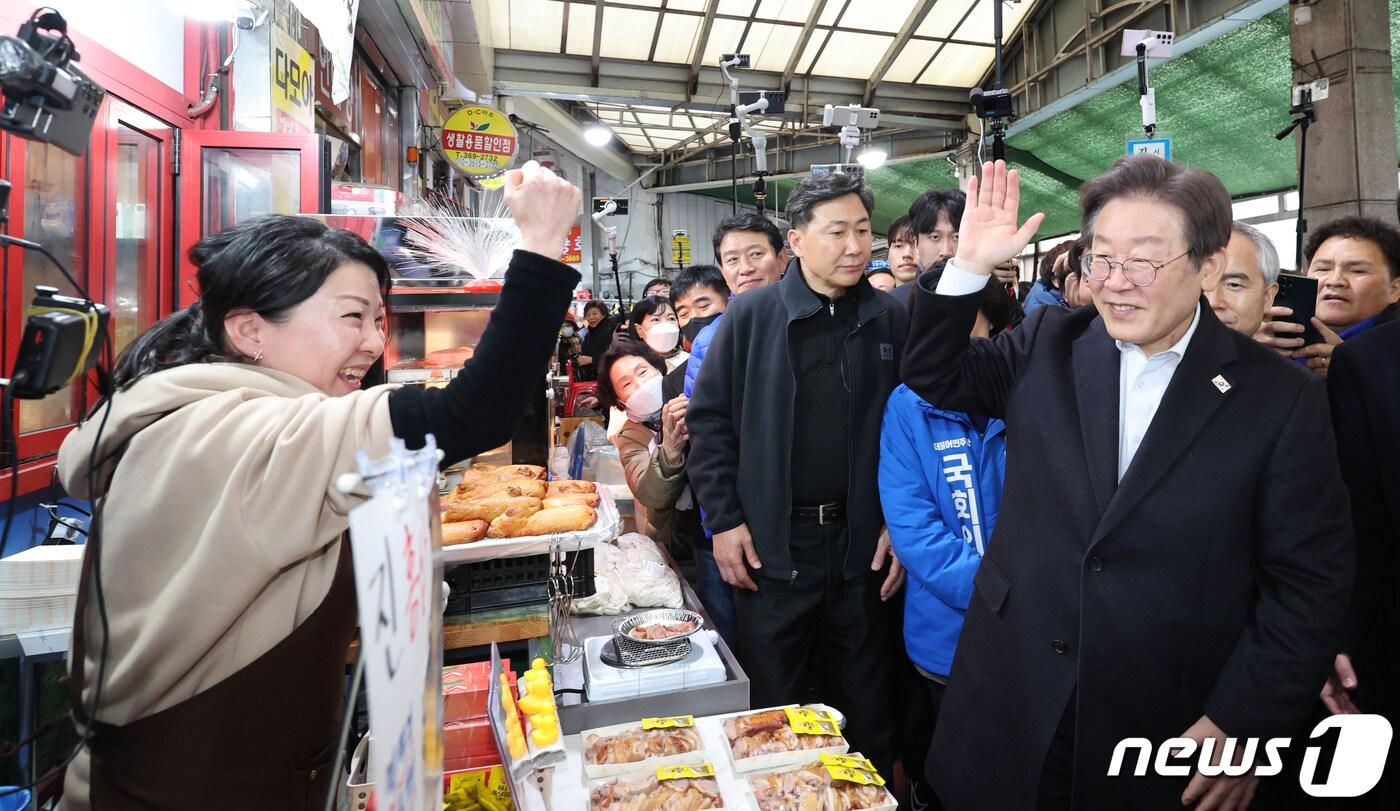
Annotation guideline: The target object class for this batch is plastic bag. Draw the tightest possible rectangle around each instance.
[572,541,631,615]
[615,533,683,609]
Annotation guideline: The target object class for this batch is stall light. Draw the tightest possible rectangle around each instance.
[857,147,887,170]
[584,125,614,147]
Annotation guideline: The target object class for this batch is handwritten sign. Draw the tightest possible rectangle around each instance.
[349,491,434,811]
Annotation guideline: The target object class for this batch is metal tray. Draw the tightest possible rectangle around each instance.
[613,609,705,647]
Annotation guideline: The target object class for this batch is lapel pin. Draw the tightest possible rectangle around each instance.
[1211,374,1231,394]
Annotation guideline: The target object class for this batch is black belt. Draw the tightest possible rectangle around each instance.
[791,503,845,525]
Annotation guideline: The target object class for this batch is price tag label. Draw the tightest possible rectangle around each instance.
[642,715,695,730]
[820,754,886,786]
[657,763,715,781]
[784,707,842,737]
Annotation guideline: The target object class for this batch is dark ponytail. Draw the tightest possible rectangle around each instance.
[111,215,391,389]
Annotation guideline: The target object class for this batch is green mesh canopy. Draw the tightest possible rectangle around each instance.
[696,2,1399,238]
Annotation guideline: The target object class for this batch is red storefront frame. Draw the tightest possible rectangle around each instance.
[175,131,323,305]
[0,5,195,498]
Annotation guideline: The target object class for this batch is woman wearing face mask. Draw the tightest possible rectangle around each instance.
[605,297,689,440]
[53,163,581,809]
[628,296,688,371]
[597,341,704,552]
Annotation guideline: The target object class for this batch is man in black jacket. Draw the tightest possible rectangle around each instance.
[688,172,908,775]
[1323,318,1400,808]
[902,157,1352,810]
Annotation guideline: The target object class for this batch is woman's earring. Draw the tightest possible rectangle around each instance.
[252,350,264,363]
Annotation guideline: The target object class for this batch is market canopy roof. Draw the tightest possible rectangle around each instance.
[486,0,1035,153]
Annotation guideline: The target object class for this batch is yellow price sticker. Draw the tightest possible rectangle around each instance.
[784,707,842,737]
[642,716,695,730]
[657,763,715,781]
[820,755,886,787]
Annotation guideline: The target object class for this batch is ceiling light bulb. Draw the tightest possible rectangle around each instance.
[857,148,887,170]
[584,125,613,147]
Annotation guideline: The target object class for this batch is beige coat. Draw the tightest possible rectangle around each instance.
[56,363,397,808]
[613,419,686,542]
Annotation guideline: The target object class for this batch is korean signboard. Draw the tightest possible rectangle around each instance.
[442,105,519,177]
[272,25,315,134]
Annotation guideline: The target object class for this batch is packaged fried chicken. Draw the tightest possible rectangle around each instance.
[581,717,708,780]
[745,754,896,811]
[721,707,848,773]
[589,769,726,811]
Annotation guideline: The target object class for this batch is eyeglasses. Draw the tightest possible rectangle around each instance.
[1081,250,1190,287]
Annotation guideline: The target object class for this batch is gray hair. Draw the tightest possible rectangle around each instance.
[785,172,874,230]
[1231,222,1281,286]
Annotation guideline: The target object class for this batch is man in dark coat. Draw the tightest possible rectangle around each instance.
[1323,317,1400,808]
[688,171,908,776]
[901,157,1353,810]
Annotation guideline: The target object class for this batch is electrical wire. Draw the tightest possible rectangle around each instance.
[0,226,114,797]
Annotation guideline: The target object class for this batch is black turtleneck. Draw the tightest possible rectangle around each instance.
[789,272,859,507]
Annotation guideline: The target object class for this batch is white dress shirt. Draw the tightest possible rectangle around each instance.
[935,259,1202,481]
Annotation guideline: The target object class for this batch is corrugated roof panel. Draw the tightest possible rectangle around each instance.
[921,42,991,86]
[507,0,565,52]
[670,0,708,10]
[796,28,829,73]
[857,0,921,33]
[719,0,757,15]
[751,22,803,71]
[489,0,511,48]
[758,0,818,23]
[565,2,597,55]
[956,0,1034,44]
[702,17,752,65]
[916,0,976,40]
[817,0,843,26]
[884,38,939,83]
[654,13,700,63]
[600,6,661,60]
[813,31,895,77]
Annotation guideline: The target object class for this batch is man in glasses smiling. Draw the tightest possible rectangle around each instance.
[900,156,1352,811]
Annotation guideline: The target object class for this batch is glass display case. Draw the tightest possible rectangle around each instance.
[312,214,555,466]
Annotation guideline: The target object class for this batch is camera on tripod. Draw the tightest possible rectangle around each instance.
[0,9,109,401]
[0,9,105,156]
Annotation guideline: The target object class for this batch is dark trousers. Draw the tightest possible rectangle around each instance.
[732,517,899,777]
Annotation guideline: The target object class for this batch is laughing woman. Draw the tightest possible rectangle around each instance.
[56,163,580,810]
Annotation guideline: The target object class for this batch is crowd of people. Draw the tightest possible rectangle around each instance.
[577,154,1399,810]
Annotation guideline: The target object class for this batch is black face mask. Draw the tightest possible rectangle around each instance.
[681,313,721,343]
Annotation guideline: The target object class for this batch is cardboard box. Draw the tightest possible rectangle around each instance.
[444,660,517,722]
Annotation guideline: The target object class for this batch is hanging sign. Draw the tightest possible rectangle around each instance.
[562,224,583,265]
[671,230,691,267]
[348,459,436,811]
[1127,136,1172,160]
[290,0,359,104]
[442,105,519,177]
[271,25,315,134]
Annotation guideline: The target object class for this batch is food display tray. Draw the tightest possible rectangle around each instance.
[716,705,850,774]
[440,486,622,565]
[740,753,896,811]
[579,718,711,781]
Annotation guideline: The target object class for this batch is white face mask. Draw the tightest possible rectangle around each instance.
[642,321,680,355]
[623,374,665,424]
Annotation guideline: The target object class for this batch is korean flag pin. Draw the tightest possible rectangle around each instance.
[1211,374,1232,394]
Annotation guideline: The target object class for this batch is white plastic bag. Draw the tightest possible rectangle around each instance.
[572,541,631,615]
[615,533,683,609]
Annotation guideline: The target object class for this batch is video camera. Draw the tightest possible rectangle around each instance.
[0,9,105,156]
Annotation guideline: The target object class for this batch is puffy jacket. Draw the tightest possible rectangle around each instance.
[1022,279,1067,316]
[879,384,1006,677]
[683,314,722,398]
